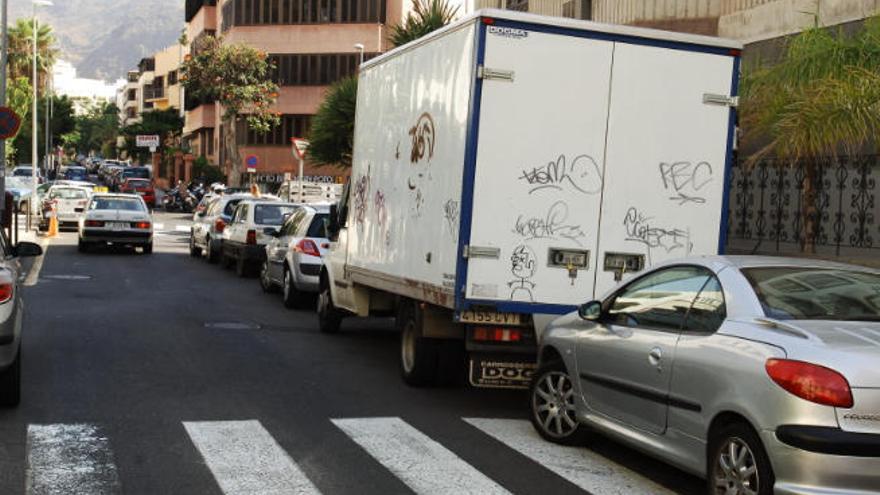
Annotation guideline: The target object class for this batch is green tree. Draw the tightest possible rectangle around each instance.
[7,18,58,91]
[74,101,120,156]
[307,0,456,168]
[389,0,458,48]
[4,77,32,162]
[740,18,880,253]
[12,94,75,165]
[120,108,184,164]
[181,35,280,186]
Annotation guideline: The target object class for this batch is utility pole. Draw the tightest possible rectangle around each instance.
[0,0,8,217]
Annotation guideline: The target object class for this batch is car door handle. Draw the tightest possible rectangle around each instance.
[648,347,662,367]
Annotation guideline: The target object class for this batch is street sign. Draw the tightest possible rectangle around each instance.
[246,155,258,173]
[291,137,309,159]
[136,135,160,148]
[0,107,22,139]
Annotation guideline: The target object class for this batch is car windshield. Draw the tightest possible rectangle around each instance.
[90,197,145,211]
[743,267,880,321]
[254,204,297,225]
[49,188,88,200]
[306,213,329,238]
[123,168,150,178]
[126,179,151,188]
[12,168,32,176]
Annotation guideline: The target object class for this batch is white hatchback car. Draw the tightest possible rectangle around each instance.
[78,194,153,253]
[40,185,91,229]
[221,200,298,276]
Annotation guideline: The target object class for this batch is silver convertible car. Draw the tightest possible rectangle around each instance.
[531,256,879,495]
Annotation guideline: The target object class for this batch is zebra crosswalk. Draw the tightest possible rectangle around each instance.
[19,417,677,495]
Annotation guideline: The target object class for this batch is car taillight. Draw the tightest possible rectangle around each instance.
[246,229,257,245]
[215,218,225,233]
[294,239,321,257]
[472,327,522,342]
[132,221,151,229]
[85,220,104,227]
[0,270,13,304]
[766,359,853,408]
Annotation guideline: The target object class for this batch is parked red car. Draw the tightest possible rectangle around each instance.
[120,178,156,207]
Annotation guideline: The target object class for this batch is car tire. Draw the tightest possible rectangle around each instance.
[260,261,278,293]
[206,237,219,264]
[142,242,153,255]
[529,362,588,445]
[189,236,202,257]
[317,274,343,333]
[282,267,303,308]
[77,238,88,253]
[708,422,774,495]
[398,299,440,387]
[0,346,22,407]
[235,256,251,277]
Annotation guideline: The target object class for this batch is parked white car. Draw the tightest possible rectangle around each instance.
[259,204,331,308]
[40,185,92,230]
[221,200,298,277]
[190,193,266,263]
[78,194,153,254]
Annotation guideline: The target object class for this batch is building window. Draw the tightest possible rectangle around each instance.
[127,89,137,101]
[269,52,377,86]
[506,0,527,11]
[237,114,312,146]
[168,70,178,85]
[222,0,385,29]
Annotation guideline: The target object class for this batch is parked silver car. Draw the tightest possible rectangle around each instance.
[532,256,880,495]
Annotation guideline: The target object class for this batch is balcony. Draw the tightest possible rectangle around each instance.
[144,86,166,101]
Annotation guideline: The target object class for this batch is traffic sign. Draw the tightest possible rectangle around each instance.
[136,135,160,148]
[0,107,22,139]
[246,155,258,173]
[291,137,309,159]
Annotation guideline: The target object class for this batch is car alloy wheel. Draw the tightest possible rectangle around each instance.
[713,437,760,495]
[260,261,274,292]
[531,370,578,439]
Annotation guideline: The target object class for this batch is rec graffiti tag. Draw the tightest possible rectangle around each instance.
[518,154,603,195]
[513,201,586,246]
[659,161,713,205]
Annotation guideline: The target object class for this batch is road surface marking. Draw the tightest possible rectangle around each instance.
[23,239,49,287]
[153,223,164,230]
[26,423,121,495]
[464,418,674,495]
[332,417,509,495]
[175,225,191,232]
[183,420,320,495]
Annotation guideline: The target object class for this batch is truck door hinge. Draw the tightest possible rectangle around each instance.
[703,93,738,108]
[463,245,501,259]
[477,65,515,82]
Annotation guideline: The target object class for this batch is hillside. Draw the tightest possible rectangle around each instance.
[10,0,184,81]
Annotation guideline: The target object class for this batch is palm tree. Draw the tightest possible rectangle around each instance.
[7,17,58,91]
[739,17,880,253]
[389,0,459,48]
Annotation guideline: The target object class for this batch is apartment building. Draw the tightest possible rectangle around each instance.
[117,70,140,126]
[184,0,409,184]
[146,44,188,114]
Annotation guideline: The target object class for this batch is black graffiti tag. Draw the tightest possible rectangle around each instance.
[518,154,603,195]
[513,201,586,245]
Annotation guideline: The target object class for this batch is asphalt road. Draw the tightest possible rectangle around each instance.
[0,211,704,495]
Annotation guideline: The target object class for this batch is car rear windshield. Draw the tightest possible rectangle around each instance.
[123,168,150,178]
[306,214,329,238]
[127,179,151,188]
[742,267,880,321]
[12,168,32,176]
[223,199,244,216]
[90,198,145,211]
[255,204,297,225]
[49,188,88,200]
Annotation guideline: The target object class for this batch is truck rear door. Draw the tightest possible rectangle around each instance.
[462,26,614,312]
[592,43,736,296]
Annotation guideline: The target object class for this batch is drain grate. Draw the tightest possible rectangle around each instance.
[203,321,262,330]
[41,274,93,281]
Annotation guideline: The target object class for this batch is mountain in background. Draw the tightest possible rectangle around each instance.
[10,0,184,82]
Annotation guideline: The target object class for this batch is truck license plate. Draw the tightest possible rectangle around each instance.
[469,354,536,389]
[458,310,525,325]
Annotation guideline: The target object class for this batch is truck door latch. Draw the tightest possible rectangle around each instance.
[477,65,515,82]
[464,245,501,259]
[703,93,738,107]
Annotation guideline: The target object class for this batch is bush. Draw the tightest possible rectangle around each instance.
[192,155,225,183]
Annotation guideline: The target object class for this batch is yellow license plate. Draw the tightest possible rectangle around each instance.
[458,310,526,326]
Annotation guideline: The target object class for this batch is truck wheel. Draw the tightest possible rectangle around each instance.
[0,347,21,407]
[317,274,343,333]
[398,300,439,386]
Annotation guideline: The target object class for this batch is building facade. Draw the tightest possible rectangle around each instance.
[184,0,409,184]
[117,71,140,126]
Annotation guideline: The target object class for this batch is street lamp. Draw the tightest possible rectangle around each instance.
[30,0,52,228]
[354,43,365,67]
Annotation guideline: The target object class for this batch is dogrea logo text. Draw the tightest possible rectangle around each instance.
[488,26,529,39]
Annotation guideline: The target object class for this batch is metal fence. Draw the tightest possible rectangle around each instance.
[726,155,877,261]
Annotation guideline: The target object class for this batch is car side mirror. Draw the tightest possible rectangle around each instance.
[578,300,603,321]
[14,241,43,258]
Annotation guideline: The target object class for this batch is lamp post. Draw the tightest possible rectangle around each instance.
[0,0,9,217]
[30,0,52,229]
[354,43,365,67]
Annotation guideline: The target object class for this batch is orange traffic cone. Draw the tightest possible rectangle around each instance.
[47,205,58,237]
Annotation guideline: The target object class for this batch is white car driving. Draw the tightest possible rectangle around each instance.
[40,185,92,230]
[78,194,153,254]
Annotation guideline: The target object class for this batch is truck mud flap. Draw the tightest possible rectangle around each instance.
[468,353,536,389]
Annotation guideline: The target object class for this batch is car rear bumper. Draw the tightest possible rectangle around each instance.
[81,229,152,244]
[763,428,880,494]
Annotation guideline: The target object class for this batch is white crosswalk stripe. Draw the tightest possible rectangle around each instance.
[26,423,121,495]
[183,420,320,495]
[464,418,675,495]
[332,417,510,495]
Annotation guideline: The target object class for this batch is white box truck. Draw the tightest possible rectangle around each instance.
[319,9,742,388]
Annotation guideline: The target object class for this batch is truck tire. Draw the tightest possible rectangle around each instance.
[0,347,21,407]
[317,274,343,333]
[398,299,440,386]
